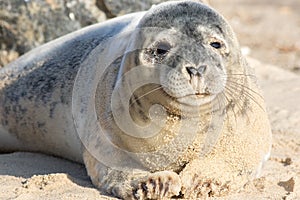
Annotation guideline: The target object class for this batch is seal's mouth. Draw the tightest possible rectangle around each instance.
[195,92,209,98]
[177,93,216,106]
[184,91,211,98]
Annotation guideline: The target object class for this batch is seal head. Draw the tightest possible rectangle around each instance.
[119,1,242,119]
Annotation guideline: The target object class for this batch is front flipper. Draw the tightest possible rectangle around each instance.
[83,151,181,199]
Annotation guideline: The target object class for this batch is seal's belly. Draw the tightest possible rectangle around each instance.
[0,98,83,162]
[0,125,24,151]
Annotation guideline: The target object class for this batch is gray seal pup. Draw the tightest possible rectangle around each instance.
[0,1,272,199]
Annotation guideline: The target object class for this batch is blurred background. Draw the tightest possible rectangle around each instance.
[0,0,299,72]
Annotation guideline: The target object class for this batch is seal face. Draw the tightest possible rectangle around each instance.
[128,28,227,107]
[138,3,229,105]
[0,1,272,199]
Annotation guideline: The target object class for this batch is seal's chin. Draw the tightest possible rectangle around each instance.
[176,93,217,106]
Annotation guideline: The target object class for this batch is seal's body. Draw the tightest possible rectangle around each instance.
[0,1,272,199]
[0,12,143,162]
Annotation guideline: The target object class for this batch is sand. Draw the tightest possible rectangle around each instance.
[0,57,299,199]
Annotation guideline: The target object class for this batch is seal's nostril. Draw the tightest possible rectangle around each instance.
[186,67,198,76]
[186,65,207,77]
[198,65,207,74]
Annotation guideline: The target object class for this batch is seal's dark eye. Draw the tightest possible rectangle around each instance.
[144,41,172,64]
[157,48,168,55]
[210,42,222,49]
[156,42,171,55]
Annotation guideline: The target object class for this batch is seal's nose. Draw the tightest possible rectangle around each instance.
[186,65,207,77]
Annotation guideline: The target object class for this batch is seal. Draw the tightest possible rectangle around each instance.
[0,1,272,199]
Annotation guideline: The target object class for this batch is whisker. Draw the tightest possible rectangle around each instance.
[129,85,164,107]
[226,73,256,78]
[225,84,265,112]
[224,86,244,108]
[225,80,263,99]
[225,83,262,107]
[223,87,244,113]
[217,92,231,120]
[223,86,251,121]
